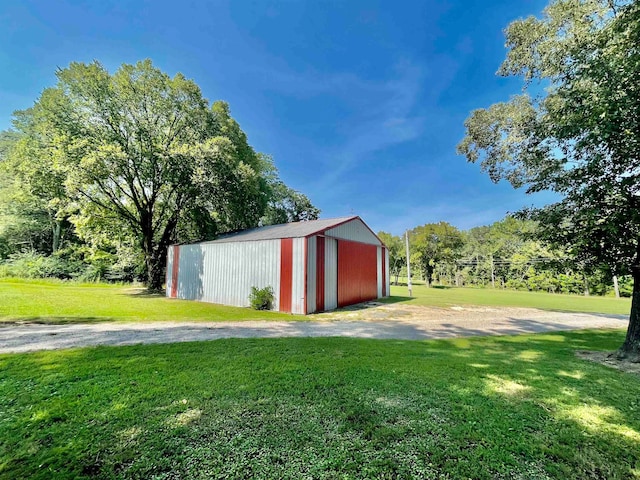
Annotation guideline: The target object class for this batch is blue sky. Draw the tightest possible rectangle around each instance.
[0,0,553,235]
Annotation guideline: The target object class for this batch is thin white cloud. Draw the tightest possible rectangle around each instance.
[306,62,425,189]
[242,59,427,194]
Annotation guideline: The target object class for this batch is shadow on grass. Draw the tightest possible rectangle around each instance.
[0,316,117,325]
[119,288,165,298]
[377,295,415,305]
[1,330,638,479]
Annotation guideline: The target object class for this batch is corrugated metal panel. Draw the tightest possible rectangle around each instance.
[377,246,383,298]
[324,237,338,311]
[306,236,317,314]
[337,240,378,307]
[291,237,306,314]
[175,240,281,309]
[176,244,204,300]
[325,218,382,245]
[165,245,174,297]
[279,238,293,312]
[204,216,356,243]
[385,248,390,297]
[315,236,325,313]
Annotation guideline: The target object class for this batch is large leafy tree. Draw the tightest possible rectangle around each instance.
[458,1,640,357]
[409,222,463,287]
[13,60,275,290]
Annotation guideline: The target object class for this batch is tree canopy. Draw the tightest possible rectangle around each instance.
[6,59,318,290]
[458,0,640,356]
[409,222,464,288]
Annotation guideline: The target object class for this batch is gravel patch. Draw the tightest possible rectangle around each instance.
[0,304,628,353]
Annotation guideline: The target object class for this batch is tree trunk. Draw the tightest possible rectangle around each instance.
[52,220,62,253]
[583,275,590,296]
[425,266,433,288]
[613,275,620,298]
[145,245,168,292]
[619,265,640,360]
[143,215,178,292]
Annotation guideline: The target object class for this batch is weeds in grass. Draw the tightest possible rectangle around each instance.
[0,331,639,479]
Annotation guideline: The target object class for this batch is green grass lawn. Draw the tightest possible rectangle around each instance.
[1,331,639,479]
[0,279,294,323]
[386,284,631,316]
[0,278,631,324]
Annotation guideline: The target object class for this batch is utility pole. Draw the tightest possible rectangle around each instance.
[405,230,412,297]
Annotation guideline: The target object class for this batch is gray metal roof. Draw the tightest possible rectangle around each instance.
[202,216,359,243]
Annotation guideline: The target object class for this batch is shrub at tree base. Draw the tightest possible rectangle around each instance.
[249,286,275,311]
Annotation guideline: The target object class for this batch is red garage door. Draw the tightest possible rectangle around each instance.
[337,240,378,307]
[279,238,293,313]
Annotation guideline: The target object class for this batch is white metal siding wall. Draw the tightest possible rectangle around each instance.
[175,240,281,309]
[377,246,383,298]
[166,245,175,297]
[324,237,338,310]
[291,237,306,314]
[175,244,205,301]
[325,218,381,245]
[306,236,317,314]
[385,248,390,297]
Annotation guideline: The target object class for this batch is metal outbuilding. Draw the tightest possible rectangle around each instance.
[165,216,390,314]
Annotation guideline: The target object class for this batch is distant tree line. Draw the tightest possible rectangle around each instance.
[379,216,628,297]
[0,60,319,289]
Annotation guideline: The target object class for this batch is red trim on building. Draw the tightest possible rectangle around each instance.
[170,246,180,298]
[316,236,325,312]
[381,247,386,297]
[279,238,293,313]
[337,240,378,307]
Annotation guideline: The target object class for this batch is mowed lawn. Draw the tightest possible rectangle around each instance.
[0,278,631,324]
[1,331,639,479]
[387,284,631,316]
[0,279,294,323]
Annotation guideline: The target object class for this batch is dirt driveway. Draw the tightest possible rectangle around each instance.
[0,302,627,354]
